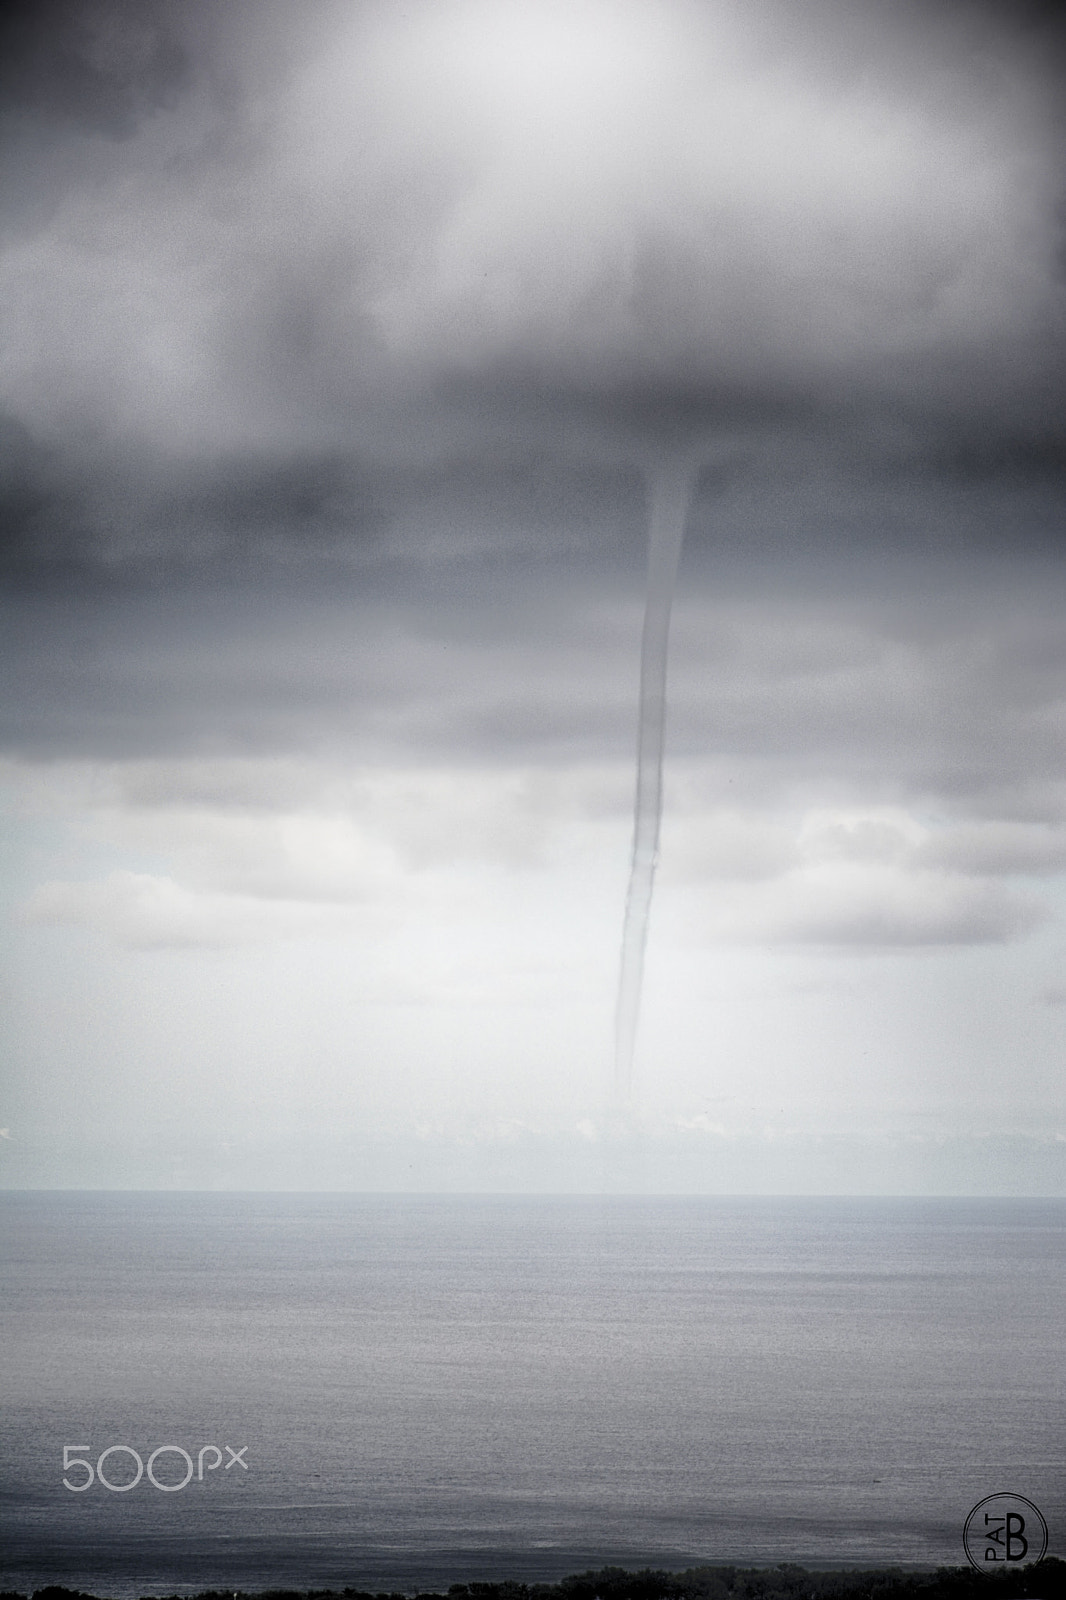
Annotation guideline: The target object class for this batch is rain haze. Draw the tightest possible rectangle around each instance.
[2,0,1065,1192]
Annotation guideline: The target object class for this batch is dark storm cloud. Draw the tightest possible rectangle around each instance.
[0,0,1063,799]
[0,0,192,139]
[0,0,1063,588]
[0,561,639,761]
[0,407,645,577]
[0,419,393,575]
[2,553,1063,830]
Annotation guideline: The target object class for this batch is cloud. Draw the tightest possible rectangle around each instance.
[347,0,1060,401]
[3,555,1065,843]
[732,863,1046,947]
[916,820,1066,875]
[0,0,195,140]
[19,859,412,951]
[665,804,1053,947]
[662,811,797,881]
[0,0,1062,587]
[12,762,1056,956]
[9,755,626,968]
[21,871,278,949]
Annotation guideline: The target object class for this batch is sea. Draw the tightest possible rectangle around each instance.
[1,1193,1063,1596]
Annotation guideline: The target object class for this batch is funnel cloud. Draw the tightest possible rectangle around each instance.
[615,454,701,1101]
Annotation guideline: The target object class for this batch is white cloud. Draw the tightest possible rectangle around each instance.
[749,862,1045,947]
[661,810,797,881]
[797,808,926,862]
[13,771,1054,959]
[21,871,279,949]
[10,761,627,995]
[667,806,1052,947]
[916,820,1066,876]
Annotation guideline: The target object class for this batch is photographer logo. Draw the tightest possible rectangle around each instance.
[963,1493,1048,1571]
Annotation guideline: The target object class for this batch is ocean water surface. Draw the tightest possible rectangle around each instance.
[1,1193,1062,1595]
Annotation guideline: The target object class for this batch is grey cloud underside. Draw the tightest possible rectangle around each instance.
[2,560,1064,825]
[0,413,654,578]
[2,410,1065,586]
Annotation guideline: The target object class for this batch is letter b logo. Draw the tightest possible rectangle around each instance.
[1005,1513,1028,1562]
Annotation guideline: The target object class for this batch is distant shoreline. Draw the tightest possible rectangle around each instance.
[8,1558,1063,1600]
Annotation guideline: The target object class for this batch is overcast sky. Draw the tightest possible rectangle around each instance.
[2,0,1065,1192]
